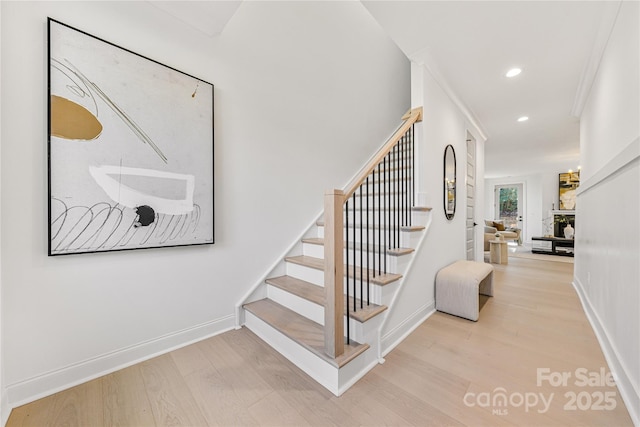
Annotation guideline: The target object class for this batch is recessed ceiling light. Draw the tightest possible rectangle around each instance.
[506,68,522,78]
[517,116,529,122]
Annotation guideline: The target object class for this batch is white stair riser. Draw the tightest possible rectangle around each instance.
[318,210,427,231]
[317,226,419,248]
[302,242,325,258]
[347,197,410,209]
[286,262,325,287]
[267,284,324,325]
[302,242,410,271]
[343,279,398,308]
[282,262,396,306]
[347,314,384,346]
[265,284,385,342]
[343,210,415,225]
[345,209,429,226]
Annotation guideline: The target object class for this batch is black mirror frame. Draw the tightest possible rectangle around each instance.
[443,144,456,220]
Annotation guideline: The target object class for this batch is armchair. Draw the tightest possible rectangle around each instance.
[484,220,521,251]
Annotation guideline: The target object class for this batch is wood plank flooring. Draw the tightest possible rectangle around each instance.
[7,257,633,426]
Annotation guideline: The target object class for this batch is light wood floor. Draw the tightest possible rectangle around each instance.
[7,257,633,426]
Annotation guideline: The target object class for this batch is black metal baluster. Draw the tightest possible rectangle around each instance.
[391,149,395,249]
[359,184,363,311]
[378,164,382,275]
[352,192,356,314]
[372,172,376,279]
[406,134,409,225]
[410,125,414,225]
[366,176,370,307]
[396,142,400,249]
[386,154,390,259]
[401,135,405,227]
[345,199,350,345]
[404,133,408,226]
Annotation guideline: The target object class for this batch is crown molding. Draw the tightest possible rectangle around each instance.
[411,48,488,142]
[571,1,623,118]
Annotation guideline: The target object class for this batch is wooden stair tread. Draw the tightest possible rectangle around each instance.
[344,297,388,322]
[301,238,414,256]
[286,255,324,270]
[301,237,324,246]
[387,247,415,256]
[266,275,324,306]
[243,299,369,368]
[266,275,388,322]
[285,255,402,285]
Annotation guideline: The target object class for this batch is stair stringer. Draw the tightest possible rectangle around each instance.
[375,208,434,361]
[234,211,324,328]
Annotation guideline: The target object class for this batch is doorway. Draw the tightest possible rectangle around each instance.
[466,133,476,261]
[494,183,524,238]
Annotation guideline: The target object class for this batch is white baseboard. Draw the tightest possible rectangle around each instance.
[380,302,435,357]
[6,314,235,411]
[573,277,640,426]
[1,389,9,427]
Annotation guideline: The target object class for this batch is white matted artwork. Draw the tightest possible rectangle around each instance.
[48,18,214,255]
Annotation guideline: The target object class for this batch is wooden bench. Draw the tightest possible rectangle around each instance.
[435,260,494,321]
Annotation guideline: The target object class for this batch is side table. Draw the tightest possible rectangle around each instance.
[489,240,508,264]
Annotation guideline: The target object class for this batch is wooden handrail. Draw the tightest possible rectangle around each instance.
[342,107,422,201]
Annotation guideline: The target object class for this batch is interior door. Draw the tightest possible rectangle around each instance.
[466,134,476,260]
[494,183,524,234]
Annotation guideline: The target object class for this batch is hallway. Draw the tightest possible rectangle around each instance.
[7,257,632,426]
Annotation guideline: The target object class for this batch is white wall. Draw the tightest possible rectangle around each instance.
[0,0,410,411]
[380,62,485,352]
[575,1,639,424]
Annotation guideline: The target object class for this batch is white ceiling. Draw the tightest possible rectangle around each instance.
[147,0,621,179]
[362,1,621,178]
[147,1,242,37]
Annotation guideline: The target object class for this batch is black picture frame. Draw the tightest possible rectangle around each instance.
[48,18,214,255]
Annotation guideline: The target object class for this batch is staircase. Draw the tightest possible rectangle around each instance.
[237,108,430,396]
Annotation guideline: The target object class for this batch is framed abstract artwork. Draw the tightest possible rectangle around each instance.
[558,171,579,210]
[48,18,214,255]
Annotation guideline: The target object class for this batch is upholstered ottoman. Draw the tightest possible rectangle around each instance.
[435,260,494,321]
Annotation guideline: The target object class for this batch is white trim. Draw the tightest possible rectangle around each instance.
[6,314,235,409]
[411,55,488,142]
[1,390,8,427]
[571,1,623,118]
[336,358,379,397]
[577,137,640,196]
[572,277,640,426]
[380,302,435,357]
[377,210,433,359]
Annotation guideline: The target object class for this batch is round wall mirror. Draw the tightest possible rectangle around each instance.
[443,144,456,220]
